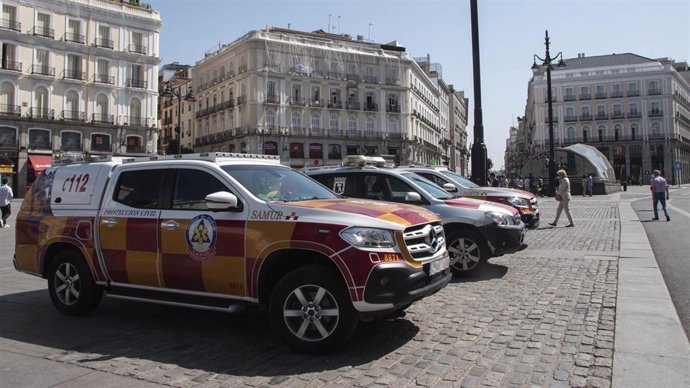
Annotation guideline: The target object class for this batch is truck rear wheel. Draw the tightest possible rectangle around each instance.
[48,250,103,315]
[269,265,358,353]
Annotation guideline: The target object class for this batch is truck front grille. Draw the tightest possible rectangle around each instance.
[403,223,445,262]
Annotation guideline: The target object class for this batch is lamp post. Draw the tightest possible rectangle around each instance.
[161,82,196,155]
[532,30,565,197]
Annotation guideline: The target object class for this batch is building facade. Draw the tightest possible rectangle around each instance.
[525,53,690,184]
[0,0,161,196]
[158,62,193,153]
[191,28,452,167]
[449,88,469,174]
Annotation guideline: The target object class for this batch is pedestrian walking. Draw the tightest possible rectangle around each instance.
[581,175,587,197]
[586,174,593,197]
[549,169,574,227]
[516,177,524,190]
[650,169,670,221]
[524,175,531,193]
[489,172,499,187]
[0,178,13,228]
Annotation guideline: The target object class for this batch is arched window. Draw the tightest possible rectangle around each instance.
[630,123,638,140]
[0,82,16,115]
[265,109,275,130]
[29,128,51,150]
[129,98,142,126]
[65,90,79,120]
[366,117,375,137]
[614,124,622,141]
[34,86,50,119]
[598,125,606,141]
[329,113,338,135]
[348,115,357,136]
[95,94,110,123]
[567,126,576,141]
[651,122,661,139]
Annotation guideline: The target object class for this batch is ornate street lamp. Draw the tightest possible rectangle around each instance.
[161,82,196,154]
[532,30,565,196]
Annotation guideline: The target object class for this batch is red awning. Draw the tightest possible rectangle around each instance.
[28,155,53,172]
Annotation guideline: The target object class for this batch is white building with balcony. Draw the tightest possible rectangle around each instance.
[0,0,161,195]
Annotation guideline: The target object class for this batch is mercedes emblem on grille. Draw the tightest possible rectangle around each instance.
[425,227,438,251]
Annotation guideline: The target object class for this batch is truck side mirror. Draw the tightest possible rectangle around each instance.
[442,183,458,192]
[404,192,422,202]
[206,191,240,211]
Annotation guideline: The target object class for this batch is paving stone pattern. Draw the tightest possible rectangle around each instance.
[0,197,619,387]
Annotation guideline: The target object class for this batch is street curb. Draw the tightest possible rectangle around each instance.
[612,193,690,388]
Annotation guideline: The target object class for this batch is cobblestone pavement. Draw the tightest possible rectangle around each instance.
[0,197,620,387]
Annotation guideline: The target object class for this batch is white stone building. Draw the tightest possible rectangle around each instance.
[191,28,450,167]
[0,0,161,195]
[526,53,690,184]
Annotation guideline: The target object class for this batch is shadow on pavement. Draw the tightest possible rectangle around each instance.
[450,262,508,284]
[0,289,419,377]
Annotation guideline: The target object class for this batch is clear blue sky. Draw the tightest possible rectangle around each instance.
[149,0,690,170]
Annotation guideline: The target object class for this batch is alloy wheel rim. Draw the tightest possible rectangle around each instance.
[283,285,340,342]
[448,237,481,271]
[54,262,81,305]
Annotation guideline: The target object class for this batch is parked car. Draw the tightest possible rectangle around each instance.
[304,156,527,275]
[400,167,540,228]
[14,152,451,353]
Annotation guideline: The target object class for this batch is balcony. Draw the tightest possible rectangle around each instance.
[290,127,306,136]
[289,97,306,106]
[649,110,663,117]
[27,107,55,120]
[125,116,148,127]
[579,94,591,100]
[327,100,342,109]
[60,69,86,81]
[63,32,85,44]
[92,113,114,124]
[327,72,342,79]
[563,95,576,102]
[265,94,280,104]
[126,78,147,89]
[363,75,378,83]
[31,26,54,39]
[611,112,624,119]
[93,38,114,49]
[595,93,607,99]
[564,115,578,122]
[595,113,609,120]
[346,101,361,111]
[236,95,246,106]
[387,104,401,113]
[238,65,247,74]
[627,111,641,118]
[611,91,623,98]
[0,104,20,117]
[58,110,85,122]
[385,77,400,86]
[1,61,22,72]
[93,73,115,84]
[648,88,662,95]
[580,114,592,121]
[29,65,55,77]
[0,18,21,31]
[162,117,172,125]
[220,99,235,110]
[544,116,559,123]
[310,127,325,137]
[309,99,324,108]
[544,97,557,103]
[128,43,147,55]
[346,74,360,82]
[363,102,378,112]
[627,90,640,97]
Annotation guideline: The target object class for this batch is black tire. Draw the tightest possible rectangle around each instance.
[446,229,489,275]
[47,250,103,315]
[269,265,358,353]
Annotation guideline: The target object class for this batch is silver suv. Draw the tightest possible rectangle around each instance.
[304,156,527,274]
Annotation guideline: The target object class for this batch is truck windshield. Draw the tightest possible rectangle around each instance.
[440,170,480,189]
[221,165,338,202]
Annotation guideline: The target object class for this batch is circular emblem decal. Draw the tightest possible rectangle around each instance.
[185,214,217,261]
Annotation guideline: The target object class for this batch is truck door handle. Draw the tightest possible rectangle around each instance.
[160,220,180,230]
[101,218,118,227]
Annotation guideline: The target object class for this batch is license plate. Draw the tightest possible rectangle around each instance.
[425,257,450,276]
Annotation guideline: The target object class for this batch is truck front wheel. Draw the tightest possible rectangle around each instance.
[47,250,103,315]
[269,265,358,353]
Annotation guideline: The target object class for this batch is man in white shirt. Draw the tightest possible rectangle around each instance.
[0,178,13,228]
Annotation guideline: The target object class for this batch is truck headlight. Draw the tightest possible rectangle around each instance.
[485,211,514,226]
[508,197,530,208]
[340,227,396,248]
